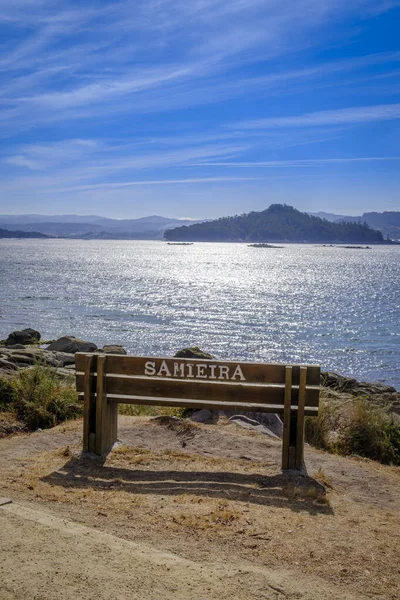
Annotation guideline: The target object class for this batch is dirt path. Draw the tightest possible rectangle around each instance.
[0,416,399,599]
[1,500,369,600]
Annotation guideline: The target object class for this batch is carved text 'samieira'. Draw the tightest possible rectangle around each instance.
[144,360,246,381]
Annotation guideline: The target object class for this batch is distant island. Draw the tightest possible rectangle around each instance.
[0,228,50,239]
[164,204,392,244]
[248,243,284,248]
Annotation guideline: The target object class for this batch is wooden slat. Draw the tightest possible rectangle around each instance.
[76,373,319,408]
[75,353,320,386]
[78,393,318,416]
[295,366,307,469]
[281,366,292,470]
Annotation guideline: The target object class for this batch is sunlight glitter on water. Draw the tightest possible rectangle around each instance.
[1,239,399,387]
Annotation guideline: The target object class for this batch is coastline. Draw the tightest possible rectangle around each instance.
[1,331,399,396]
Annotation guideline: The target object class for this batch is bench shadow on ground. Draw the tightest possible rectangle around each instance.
[41,455,333,516]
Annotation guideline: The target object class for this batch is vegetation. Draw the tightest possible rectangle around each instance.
[336,400,400,465]
[0,365,82,430]
[305,402,339,450]
[0,378,17,410]
[306,398,400,466]
[165,204,386,243]
[118,404,184,417]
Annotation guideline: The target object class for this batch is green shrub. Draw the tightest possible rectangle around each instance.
[0,377,17,409]
[335,399,400,465]
[11,365,82,430]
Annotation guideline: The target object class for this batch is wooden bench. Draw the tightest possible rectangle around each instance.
[75,353,320,471]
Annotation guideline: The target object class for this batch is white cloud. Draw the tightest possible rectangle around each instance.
[194,156,400,167]
[233,103,400,129]
[4,155,43,170]
[49,176,262,194]
[3,139,100,170]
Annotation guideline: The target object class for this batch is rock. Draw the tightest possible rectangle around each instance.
[174,347,214,359]
[46,336,97,354]
[0,358,18,372]
[190,409,212,423]
[37,351,62,368]
[53,367,76,380]
[3,348,61,368]
[253,413,284,437]
[101,345,127,355]
[223,411,283,437]
[228,414,280,439]
[12,362,32,369]
[4,344,26,350]
[321,371,396,395]
[53,352,76,366]
[6,353,36,365]
[5,328,41,346]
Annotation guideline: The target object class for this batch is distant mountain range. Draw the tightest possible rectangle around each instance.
[0,209,398,241]
[165,204,392,243]
[0,214,208,240]
[309,211,400,240]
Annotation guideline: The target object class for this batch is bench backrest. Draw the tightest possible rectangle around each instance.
[75,353,320,470]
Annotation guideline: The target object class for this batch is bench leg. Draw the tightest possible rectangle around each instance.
[295,367,307,470]
[83,354,97,453]
[95,355,118,456]
[282,366,307,471]
[282,366,293,469]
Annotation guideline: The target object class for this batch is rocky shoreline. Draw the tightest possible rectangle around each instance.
[1,328,399,420]
[0,329,127,379]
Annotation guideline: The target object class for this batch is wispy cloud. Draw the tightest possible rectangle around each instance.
[233,103,400,129]
[49,176,262,194]
[3,139,99,170]
[194,157,400,167]
[2,139,247,175]
[1,0,399,131]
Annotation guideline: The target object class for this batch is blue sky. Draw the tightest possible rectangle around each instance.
[1,0,400,219]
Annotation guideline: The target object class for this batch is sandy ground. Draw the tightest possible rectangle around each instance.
[0,415,399,600]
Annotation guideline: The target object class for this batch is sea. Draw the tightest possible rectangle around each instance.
[1,239,399,389]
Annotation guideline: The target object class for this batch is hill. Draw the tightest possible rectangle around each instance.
[164,204,387,243]
[0,228,49,239]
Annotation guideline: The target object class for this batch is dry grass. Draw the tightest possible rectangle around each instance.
[1,417,400,600]
[118,404,184,418]
[336,399,400,465]
[172,500,240,530]
[313,467,333,489]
